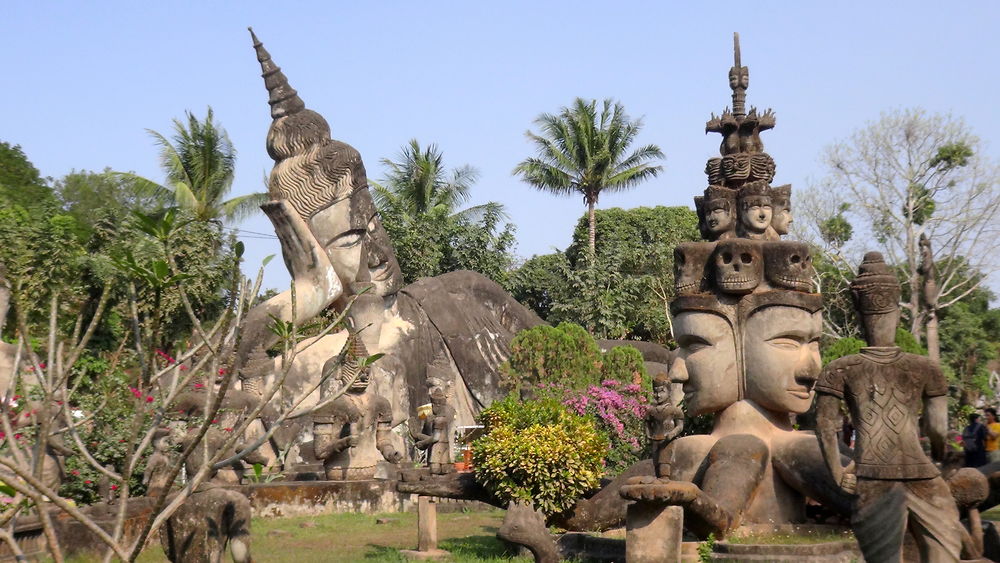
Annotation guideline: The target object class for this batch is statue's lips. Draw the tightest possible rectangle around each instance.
[786,388,813,400]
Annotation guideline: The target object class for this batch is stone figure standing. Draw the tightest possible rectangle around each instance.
[645,372,684,479]
[143,432,174,498]
[411,380,456,475]
[815,251,964,563]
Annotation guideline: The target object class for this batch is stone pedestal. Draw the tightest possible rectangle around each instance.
[625,502,682,563]
[400,496,449,560]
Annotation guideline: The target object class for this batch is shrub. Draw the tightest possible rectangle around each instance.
[472,396,607,515]
[563,379,648,475]
[601,345,649,392]
[501,323,603,393]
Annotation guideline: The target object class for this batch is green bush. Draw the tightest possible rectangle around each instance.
[472,396,607,516]
[601,345,649,391]
[500,323,603,393]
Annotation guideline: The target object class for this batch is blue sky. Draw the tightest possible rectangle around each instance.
[4,2,998,291]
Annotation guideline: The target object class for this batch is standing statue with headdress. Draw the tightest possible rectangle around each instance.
[815,252,965,563]
[410,366,457,476]
[645,372,685,479]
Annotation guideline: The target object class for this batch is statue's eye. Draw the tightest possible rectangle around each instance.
[677,335,711,354]
[767,337,801,350]
[331,229,365,248]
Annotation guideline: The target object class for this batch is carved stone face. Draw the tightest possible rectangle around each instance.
[706,204,734,235]
[714,239,762,294]
[310,188,403,297]
[771,205,792,235]
[743,306,822,414]
[673,242,714,295]
[670,312,738,416]
[741,201,773,233]
[652,383,671,406]
[728,67,749,90]
[764,242,814,292]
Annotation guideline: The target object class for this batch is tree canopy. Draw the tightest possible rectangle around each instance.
[513,98,664,253]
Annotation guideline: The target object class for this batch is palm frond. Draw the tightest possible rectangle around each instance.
[220,192,269,223]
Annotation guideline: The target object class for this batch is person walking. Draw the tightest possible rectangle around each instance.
[984,408,1000,463]
[963,413,988,467]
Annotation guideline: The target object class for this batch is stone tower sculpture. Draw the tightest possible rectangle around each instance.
[621,36,850,554]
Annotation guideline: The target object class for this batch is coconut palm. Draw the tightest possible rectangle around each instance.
[373,139,504,221]
[513,98,664,254]
[128,107,266,224]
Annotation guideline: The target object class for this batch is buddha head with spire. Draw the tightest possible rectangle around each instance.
[249,28,403,299]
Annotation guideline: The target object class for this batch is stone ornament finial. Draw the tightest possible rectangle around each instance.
[250,28,367,219]
[249,27,305,119]
[850,251,900,315]
[699,35,791,243]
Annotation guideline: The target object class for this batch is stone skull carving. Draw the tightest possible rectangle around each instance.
[674,242,717,295]
[714,239,762,294]
[763,242,814,292]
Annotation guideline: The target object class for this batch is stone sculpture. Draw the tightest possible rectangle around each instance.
[410,375,456,475]
[620,34,851,542]
[312,334,401,480]
[815,251,965,562]
[645,371,684,479]
[143,431,174,498]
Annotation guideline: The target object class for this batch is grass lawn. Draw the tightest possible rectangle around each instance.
[725,530,855,545]
[126,510,533,563]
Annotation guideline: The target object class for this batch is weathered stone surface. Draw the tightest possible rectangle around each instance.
[160,487,252,563]
[816,251,966,562]
[625,503,682,563]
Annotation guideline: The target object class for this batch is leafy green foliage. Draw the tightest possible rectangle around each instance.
[127,107,266,223]
[501,323,603,393]
[819,203,853,248]
[472,396,607,515]
[513,98,664,253]
[374,140,515,286]
[508,206,699,342]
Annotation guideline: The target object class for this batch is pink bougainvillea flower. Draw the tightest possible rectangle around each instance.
[224,427,233,432]
[218,368,227,375]
[71,470,80,476]
[110,485,119,491]
[145,396,154,403]
[211,419,219,424]
[129,387,141,399]
[193,383,204,389]
[84,480,92,485]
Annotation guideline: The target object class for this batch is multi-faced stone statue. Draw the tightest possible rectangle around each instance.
[815,252,965,562]
[622,37,851,540]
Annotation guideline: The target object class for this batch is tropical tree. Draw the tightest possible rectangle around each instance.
[373,140,515,284]
[513,98,664,254]
[373,138,502,220]
[798,109,1000,351]
[129,108,266,224]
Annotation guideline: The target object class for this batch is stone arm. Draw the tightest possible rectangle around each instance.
[816,392,854,492]
[408,418,435,451]
[313,420,357,460]
[376,417,402,464]
[235,200,343,368]
[664,408,685,442]
[923,395,949,463]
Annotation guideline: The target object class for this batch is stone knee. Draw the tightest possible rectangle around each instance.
[700,434,769,510]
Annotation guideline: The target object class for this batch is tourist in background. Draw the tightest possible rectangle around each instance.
[963,413,988,467]
[984,408,1000,463]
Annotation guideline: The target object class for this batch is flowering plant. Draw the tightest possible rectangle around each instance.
[560,379,648,475]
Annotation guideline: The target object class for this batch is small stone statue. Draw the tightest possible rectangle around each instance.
[737,181,778,240]
[815,251,965,562]
[313,335,401,480]
[769,185,792,236]
[98,463,116,505]
[143,432,174,498]
[411,384,456,475]
[645,371,684,479]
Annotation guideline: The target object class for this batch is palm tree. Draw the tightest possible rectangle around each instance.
[373,139,504,221]
[129,108,266,224]
[513,98,664,254]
